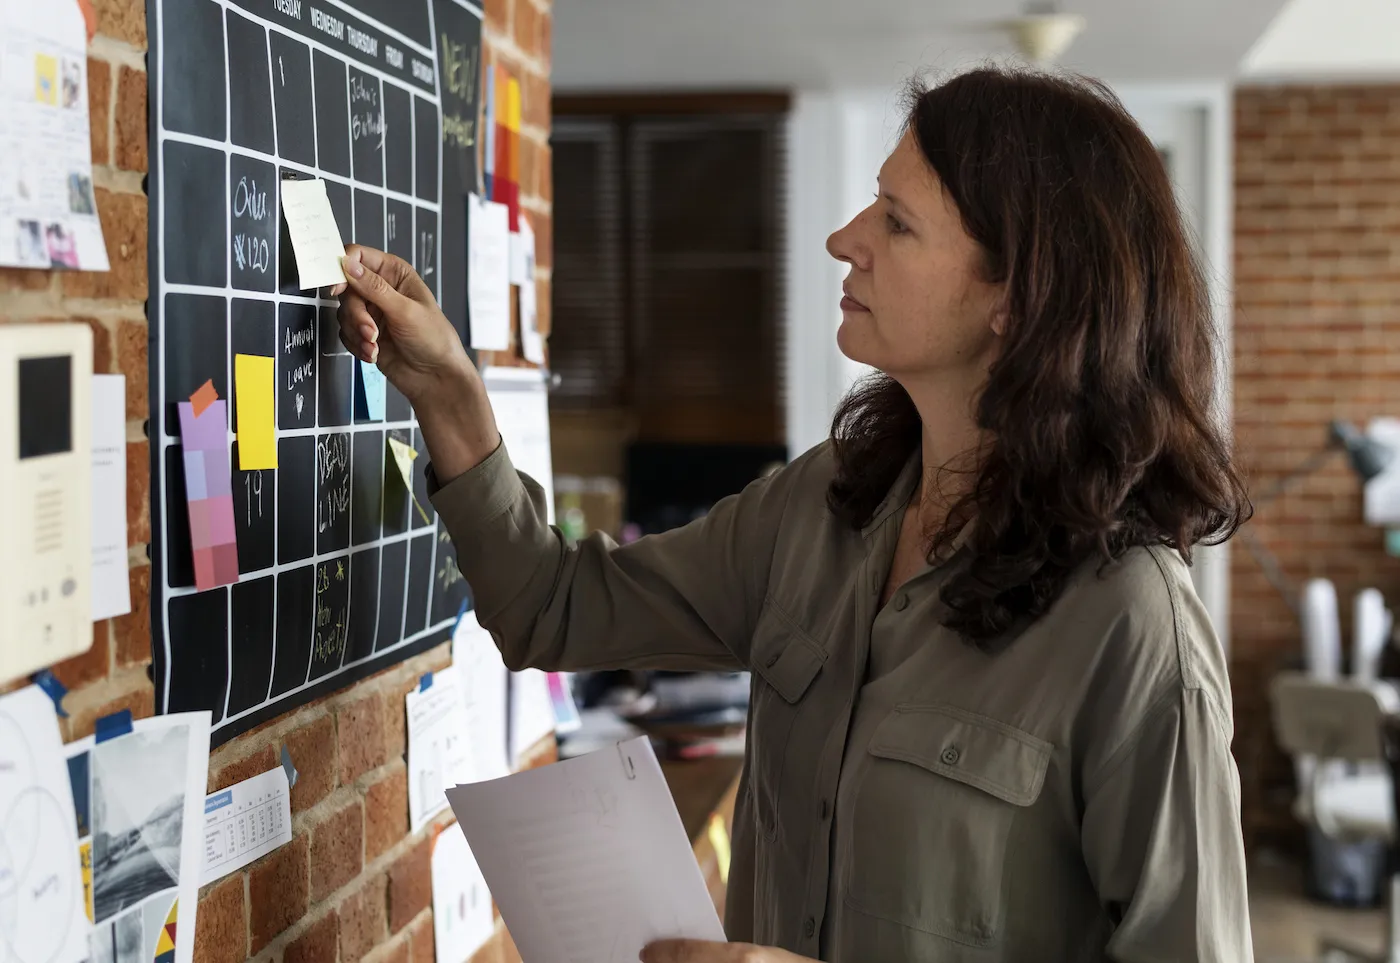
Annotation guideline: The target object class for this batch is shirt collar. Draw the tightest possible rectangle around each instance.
[861,449,978,557]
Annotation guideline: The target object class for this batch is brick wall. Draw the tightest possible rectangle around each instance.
[0,0,553,959]
[1232,84,1400,848]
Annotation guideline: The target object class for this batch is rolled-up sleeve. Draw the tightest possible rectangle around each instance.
[1080,687,1254,962]
[428,440,797,674]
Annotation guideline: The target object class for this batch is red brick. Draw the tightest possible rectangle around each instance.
[126,441,149,544]
[539,10,551,65]
[512,0,542,58]
[530,213,551,272]
[536,144,551,205]
[388,834,432,933]
[532,277,550,339]
[0,268,51,293]
[192,875,247,963]
[408,912,436,963]
[62,188,146,301]
[365,762,408,861]
[522,71,550,132]
[115,319,148,417]
[64,681,154,741]
[93,0,146,45]
[339,873,388,963]
[338,694,387,783]
[519,136,538,200]
[116,66,147,172]
[381,936,412,963]
[285,911,339,963]
[311,797,364,901]
[209,743,277,793]
[383,681,409,762]
[249,834,309,952]
[483,0,511,35]
[285,713,338,812]
[50,623,110,689]
[88,57,111,165]
[114,565,151,667]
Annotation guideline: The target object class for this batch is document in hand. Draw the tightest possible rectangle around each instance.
[444,736,726,961]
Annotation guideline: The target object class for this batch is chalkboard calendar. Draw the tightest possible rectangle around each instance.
[149,0,482,744]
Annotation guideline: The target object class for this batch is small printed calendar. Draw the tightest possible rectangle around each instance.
[202,766,294,885]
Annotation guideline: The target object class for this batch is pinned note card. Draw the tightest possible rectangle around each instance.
[356,360,386,421]
[280,177,347,290]
[387,436,431,525]
[467,193,511,352]
[234,354,277,470]
[179,400,239,591]
[91,375,131,621]
[432,826,495,963]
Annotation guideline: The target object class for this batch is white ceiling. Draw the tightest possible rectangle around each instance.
[552,0,1290,92]
[1241,0,1400,80]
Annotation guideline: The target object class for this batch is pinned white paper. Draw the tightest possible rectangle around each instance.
[91,375,130,620]
[200,767,292,885]
[0,685,91,963]
[516,219,545,364]
[407,671,478,833]
[444,737,726,962]
[468,193,511,351]
[279,178,347,289]
[483,366,554,524]
[510,668,556,766]
[0,0,109,271]
[451,609,511,782]
[432,826,496,963]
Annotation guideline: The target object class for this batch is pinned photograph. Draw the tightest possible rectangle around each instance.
[89,910,143,963]
[90,724,190,923]
[62,58,82,108]
[68,173,95,215]
[16,219,46,266]
[45,222,79,268]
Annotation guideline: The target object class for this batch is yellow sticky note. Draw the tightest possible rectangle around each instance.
[235,354,277,469]
[387,437,431,524]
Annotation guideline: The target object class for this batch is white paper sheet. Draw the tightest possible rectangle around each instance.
[279,178,347,289]
[483,365,554,524]
[510,668,557,766]
[65,711,211,963]
[516,218,545,364]
[200,767,292,886]
[0,685,90,963]
[90,375,130,621]
[450,609,511,783]
[468,194,511,351]
[407,671,478,834]
[0,0,109,271]
[445,736,726,962]
[432,825,495,963]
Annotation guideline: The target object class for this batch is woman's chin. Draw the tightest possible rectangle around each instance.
[836,319,877,366]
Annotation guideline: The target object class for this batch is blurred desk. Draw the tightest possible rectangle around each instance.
[661,755,744,920]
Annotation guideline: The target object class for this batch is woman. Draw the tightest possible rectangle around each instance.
[333,67,1252,962]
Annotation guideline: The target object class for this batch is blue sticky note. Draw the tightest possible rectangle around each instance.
[419,672,434,692]
[356,360,386,421]
[30,669,69,717]
[95,709,134,743]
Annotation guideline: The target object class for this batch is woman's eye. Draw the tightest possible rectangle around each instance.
[886,214,906,234]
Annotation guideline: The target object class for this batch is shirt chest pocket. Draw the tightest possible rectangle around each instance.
[844,703,1052,948]
[747,604,825,841]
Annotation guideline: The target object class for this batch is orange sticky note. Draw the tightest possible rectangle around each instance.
[190,379,218,417]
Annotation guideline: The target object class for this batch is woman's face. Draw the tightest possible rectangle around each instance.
[827,131,1004,386]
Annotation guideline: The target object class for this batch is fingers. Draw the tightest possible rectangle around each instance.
[343,244,436,305]
[338,252,418,318]
[336,289,380,363]
[640,940,742,963]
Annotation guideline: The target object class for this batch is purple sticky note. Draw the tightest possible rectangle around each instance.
[178,400,228,452]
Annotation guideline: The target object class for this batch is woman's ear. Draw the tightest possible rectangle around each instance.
[989,301,1010,337]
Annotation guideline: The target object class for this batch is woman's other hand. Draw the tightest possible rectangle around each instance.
[330,245,473,407]
[640,940,815,963]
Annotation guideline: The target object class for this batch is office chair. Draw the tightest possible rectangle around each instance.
[1270,672,1400,963]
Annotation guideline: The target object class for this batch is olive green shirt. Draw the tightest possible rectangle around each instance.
[429,440,1252,962]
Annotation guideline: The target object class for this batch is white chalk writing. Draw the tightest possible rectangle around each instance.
[309,6,344,41]
[272,0,302,20]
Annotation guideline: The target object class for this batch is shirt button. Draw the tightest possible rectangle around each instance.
[941,745,961,765]
[892,593,909,611]
[804,917,816,937]
[765,650,781,668]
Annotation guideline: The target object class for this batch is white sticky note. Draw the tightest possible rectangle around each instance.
[0,686,91,963]
[280,178,347,289]
[91,375,130,620]
[516,219,545,364]
[407,671,479,834]
[468,194,512,351]
[200,767,293,885]
[451,609,511,783]
[444,737,726,963]
[432,826,496,963]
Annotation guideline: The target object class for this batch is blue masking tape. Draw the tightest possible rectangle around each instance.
[94,709,134,743]
[280,744,299,789]
[419,672,433,692]
[30,669,69,717]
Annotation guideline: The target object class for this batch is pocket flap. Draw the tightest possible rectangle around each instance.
[751,620,825,705]
[869,704,1053,806]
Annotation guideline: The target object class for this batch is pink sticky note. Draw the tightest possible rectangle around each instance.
[207,495,236,545]
[179,400,227,452]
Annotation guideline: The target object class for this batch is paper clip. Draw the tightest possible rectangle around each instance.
[616,743,637,781]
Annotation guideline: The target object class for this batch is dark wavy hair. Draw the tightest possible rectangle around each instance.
[827,67,1251,647]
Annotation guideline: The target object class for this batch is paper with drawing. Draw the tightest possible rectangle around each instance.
[0,685,90,963]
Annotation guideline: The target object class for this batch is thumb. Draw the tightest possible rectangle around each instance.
[340,254,416,318]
